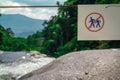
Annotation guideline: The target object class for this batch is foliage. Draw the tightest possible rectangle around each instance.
[0,18,28,51]
[38,0,120,57]
[0,29,28,51]
[0,0,120,57]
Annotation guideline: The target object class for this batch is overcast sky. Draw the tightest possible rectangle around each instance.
[0,0,66,20]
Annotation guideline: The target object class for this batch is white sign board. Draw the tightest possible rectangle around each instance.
[78,5,120,40]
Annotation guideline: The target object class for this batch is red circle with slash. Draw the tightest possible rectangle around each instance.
[85,12,104,32]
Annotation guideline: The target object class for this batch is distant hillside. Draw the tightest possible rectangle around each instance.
[0,14,45,37]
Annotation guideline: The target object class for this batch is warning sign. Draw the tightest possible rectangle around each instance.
[85,12,104,32]
[78,5,120,40]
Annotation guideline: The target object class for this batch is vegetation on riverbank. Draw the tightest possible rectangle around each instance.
[0,0,120,57]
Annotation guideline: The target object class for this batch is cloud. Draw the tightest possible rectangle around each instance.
[12,0,66,6]
[1,8,58,20]
[0,0,66,6]
[22,8,58,20]
[0,0,27,6]
[0,0,60,20]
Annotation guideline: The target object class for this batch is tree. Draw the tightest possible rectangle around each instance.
[5,28,14,37]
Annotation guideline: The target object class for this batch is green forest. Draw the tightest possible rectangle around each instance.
[0,0,120,57]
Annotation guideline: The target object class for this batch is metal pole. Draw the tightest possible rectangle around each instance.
[0,5,77,8]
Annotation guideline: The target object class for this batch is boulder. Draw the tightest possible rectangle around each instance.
[19,49,120,80]
[28,51,47,58]
[29,51,40,55]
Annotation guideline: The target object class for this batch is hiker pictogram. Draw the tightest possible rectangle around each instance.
[85,12,104,32]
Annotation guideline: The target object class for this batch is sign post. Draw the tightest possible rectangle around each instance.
[78,5,120,40]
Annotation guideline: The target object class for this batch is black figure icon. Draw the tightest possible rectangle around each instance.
[89,17,95,28]
[96,19,101,28]
[89,17,101,28]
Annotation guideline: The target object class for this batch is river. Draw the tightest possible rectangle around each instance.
[0,51,55,80]
[0,52,27,63]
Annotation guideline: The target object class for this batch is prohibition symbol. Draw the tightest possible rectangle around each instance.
[85,12,104,32]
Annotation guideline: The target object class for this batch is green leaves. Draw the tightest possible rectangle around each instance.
[0,0,120,57]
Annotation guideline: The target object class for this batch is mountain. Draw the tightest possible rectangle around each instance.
[0,14,45,38]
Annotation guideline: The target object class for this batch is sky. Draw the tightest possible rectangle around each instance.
[0,0,66,20]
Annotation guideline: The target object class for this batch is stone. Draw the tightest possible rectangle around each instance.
[28,51,47,58]
[29,51,40,55]
[19,49,120,80]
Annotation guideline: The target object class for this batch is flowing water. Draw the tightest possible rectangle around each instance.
[0,52,55,80]
[0,52,27,63]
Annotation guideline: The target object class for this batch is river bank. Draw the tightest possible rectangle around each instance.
[0,51,55,80]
